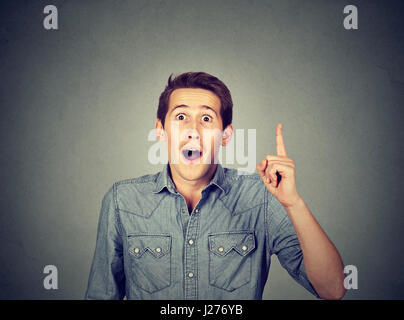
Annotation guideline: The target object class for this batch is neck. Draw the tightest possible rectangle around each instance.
[169,164,217,193]
[168,164,218,212]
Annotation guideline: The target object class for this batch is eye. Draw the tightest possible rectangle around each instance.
[202,115,212,122]
[176,113,186,121]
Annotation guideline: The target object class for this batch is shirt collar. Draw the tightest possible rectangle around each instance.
[208,163,228,194]
[153,163,228,195]
[153,163,176,194]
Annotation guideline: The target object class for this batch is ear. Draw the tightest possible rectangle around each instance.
[155,119,166,141]
[221,125,233,146]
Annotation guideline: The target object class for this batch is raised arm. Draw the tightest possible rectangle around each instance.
[257,123,346,300]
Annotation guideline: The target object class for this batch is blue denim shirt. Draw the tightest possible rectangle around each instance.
[85,163,320,299]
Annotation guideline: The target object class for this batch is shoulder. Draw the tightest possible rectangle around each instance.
[224,167,262,182]
[221,167,269,214]
[104,170,164,216]
[223,167,265,193]
[113,171,159,193]
[222,167,283,216]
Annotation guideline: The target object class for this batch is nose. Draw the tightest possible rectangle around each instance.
[183,119,200,140]
[182,119,201,140]
[185,129,200,140]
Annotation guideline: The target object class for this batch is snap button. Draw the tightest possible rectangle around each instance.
[188,272,194,278]
[195,209,199,213]
[134,248,140,253]
[188,239,194,245]
[242,245,248,251]
[218,247,224,252]
[155,247,161,253]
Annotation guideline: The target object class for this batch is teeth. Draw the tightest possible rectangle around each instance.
[183,147,201,152]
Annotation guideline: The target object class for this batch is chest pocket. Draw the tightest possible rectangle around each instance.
[208,231,256,292]
[127,234,171,294]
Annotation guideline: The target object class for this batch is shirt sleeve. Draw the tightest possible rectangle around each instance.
[265,191,321,299]
[85,184,125,299]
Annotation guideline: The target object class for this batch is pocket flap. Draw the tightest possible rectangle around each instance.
[208,231,255,256]
[128,234,171,258]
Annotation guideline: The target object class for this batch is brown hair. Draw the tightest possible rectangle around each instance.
[157,72,233,129]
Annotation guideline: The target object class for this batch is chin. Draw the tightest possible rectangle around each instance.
[172,162,215,181]
[181,163,209,178]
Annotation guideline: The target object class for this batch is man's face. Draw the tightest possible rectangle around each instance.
[156,88,232,183]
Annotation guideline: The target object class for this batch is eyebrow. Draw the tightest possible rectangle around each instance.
[170,104,218,117]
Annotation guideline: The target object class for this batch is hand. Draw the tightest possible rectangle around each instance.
[256,123,302,208]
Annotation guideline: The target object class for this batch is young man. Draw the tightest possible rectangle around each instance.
[85,72,346,300]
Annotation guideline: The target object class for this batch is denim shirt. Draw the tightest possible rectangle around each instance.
[85,163,320,300]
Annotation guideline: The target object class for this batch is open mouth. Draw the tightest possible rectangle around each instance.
[182,148,202,162]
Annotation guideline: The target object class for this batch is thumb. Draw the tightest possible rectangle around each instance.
[256,159,267,176]
[257,159,271,186]
[257,160,278,196]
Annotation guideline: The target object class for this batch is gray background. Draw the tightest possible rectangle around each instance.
[1,0,403,299]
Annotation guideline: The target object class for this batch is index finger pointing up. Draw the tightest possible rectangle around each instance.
[276,123,287,156]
